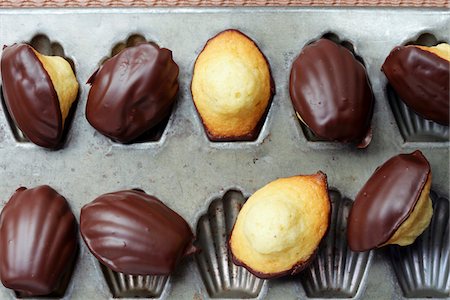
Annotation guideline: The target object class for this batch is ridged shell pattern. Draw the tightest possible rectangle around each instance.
[290,38,374,145]
[389,191,449,298]
[0,185,78,297]
[300,190,371,298]
[80,190,194,276]
[100,264,168,298]
[86,43,179,144]
[387,84,449,142]
[195,190,264,298]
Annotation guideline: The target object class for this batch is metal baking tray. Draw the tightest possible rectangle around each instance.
[0,7,448,300]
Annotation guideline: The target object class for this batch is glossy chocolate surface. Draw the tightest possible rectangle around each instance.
[382,45,449,125]
[0,185,78,296]
[1,44,63,148]
[86,43,179,143]
[348,150,431,252]
[289,38,374,147]
[80,190,195,276]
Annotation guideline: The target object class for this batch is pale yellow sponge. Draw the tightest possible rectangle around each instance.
[230,173,330,278]
[191,30,273,140]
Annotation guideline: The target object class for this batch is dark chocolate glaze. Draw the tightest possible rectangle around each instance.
[1,44,63,148]
[289,38,374,147]
[382,45,449,125]
[347,150,431,252]
[86,43,179,143]
[0,185,78,296]
[80,190,196,276]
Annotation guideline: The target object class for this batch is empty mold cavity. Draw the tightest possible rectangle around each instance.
[195,190,264,298]
[389,191,449,298]
[386,33,449,142]
[300,190,371,298]
[14,249,79,299]
[297,33,370,143]
[100,264,168,298]
[0,34,79,148]
[95,34,173,144]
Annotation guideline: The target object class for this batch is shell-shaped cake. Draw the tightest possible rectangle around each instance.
[195,190,265,298]
[289,38,374,147]
[300,190,372,298]
[230,173,331,279]
[389,192,449,298]
[86,43,179,143]
[348,150,432,252]
[80,189,196,276]
[191,29,274,141]
[1,43,79,148]
[0,185,78,296]
[387,84,449,142]
[382,44,449,126]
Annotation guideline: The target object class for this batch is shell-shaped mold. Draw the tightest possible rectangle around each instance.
[389,191,449,298]
[195,190,265,298]
[300,190,372,298]
[100,264,168,298]
[387,84,449,142]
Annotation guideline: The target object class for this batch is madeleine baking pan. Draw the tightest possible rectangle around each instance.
[0,7,448,300]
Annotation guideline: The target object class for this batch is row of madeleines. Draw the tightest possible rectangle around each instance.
[0,150,433,296]
[1,29,449,149]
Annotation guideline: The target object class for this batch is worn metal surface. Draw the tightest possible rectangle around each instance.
[0,7,448,300]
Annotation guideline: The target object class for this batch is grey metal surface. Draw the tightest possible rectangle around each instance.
[0,7,448,300]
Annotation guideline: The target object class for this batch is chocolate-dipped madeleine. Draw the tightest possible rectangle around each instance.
[229,173,330,279]
[348,150,433,252]
[0,185,78,296]
[382,43,450,125]
[86,43,179,143]
[1,43,79,148]
[191,30,274,141]
[80,189,196,275]
[289,38,374,147]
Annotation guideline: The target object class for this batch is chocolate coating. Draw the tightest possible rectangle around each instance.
[0,185,78,296]
[1,44,63,148]
[86,43,179,143]
[348,150,431,252]
[80,190,195,276]
[289,39,374,147]
[382,45,449,125]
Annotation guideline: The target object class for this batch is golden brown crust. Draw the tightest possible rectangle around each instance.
[34,50,78,126]
[229,172,330,278]
[191,29,273,140]
[417,43,450,61]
